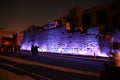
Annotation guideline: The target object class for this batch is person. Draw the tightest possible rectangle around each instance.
[31,44,35,56]
[34,46,39,56]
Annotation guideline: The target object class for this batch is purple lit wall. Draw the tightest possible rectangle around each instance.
[21,27,120,57]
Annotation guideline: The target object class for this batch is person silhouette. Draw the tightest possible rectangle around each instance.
[34,46,39,56]
[31,44,35,56]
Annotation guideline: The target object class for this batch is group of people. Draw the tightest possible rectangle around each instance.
[31,44,39,57]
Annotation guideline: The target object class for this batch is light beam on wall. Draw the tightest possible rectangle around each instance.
[21,26,119,57]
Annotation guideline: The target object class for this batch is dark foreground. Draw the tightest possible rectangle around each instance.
[0,51,119,80]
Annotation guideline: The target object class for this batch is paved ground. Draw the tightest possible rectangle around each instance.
[0,51,113,80]
[16,50,110,61]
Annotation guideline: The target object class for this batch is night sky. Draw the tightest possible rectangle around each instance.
[0,0,110,32]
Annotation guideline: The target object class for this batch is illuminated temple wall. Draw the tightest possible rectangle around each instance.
[21,26,120,57]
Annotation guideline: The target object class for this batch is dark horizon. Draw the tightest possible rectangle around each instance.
[0,0,110,32]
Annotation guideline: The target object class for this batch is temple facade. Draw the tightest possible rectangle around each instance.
[65,2,120,32]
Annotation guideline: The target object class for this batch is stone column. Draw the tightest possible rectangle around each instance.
[90,13,97,27]
[76,6,83,26]
[107,9,113,28]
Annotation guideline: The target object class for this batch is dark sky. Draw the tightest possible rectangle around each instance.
[0,0,110,32]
